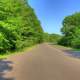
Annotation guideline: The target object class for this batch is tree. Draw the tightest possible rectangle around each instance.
[43,33,61,44]
[59,12,80,48]
[0,0,43,53]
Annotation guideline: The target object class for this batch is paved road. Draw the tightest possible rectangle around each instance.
[1,44,80,80]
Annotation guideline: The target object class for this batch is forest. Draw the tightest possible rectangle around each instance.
[0,0,80,55]
[0,0,60,54]
[59,12,80,49]
[0,0,44,54]
[43,33,61,44]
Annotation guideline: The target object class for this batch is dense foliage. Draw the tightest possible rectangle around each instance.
[43,33,61,44]
[59,12,80,48]
[0,0,43,53]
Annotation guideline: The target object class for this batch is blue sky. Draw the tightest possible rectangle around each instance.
[28,0,80,34]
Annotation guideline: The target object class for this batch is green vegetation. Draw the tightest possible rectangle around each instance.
[0,44,37,59]
[0,0,43,54]
[58,12,80,49]
[1,0,79,57]
[43,33,61,44]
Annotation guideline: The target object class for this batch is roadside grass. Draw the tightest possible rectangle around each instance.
[51,43,80,51]
[50,44,72,50]
[0,45,37,59]
[72,48,80,51]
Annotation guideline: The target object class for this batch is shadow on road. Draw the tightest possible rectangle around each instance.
[0,59,14,80]
[64,50,80,58]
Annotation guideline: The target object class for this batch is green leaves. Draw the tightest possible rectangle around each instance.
[59,12,80,48]
[43,33,61,44]
[0,0,43,54]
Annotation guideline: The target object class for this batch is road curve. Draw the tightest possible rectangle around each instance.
[3,43,80,80]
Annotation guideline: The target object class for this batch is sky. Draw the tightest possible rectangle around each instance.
[28,0,80,34]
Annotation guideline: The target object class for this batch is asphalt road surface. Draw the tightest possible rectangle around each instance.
[1,43,80,80]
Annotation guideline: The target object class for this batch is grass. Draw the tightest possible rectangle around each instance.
[0,45,37,59]
[52,44,72,50]
[72,48,80,51]
[51,44,80,51]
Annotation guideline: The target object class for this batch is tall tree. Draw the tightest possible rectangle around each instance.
[59,12,80,48]
[0,0,43,53]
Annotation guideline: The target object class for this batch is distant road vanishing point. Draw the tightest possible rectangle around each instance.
[2,43,80,80]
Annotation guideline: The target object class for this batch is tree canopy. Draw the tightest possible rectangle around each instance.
[43,33,61,44]
[0,0,43,53]
[59,12,80,48]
